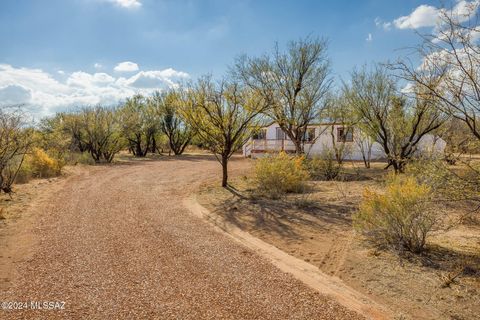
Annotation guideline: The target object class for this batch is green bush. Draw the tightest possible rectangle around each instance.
[353,175,438,253]
[255,152,309,199]
[306,149,342,181]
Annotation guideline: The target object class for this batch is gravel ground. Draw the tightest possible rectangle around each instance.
[0,155,363,319]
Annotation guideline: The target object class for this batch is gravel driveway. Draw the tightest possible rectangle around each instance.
[0,155,362,319]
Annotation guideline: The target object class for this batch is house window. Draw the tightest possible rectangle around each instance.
[276,127,286,140]
[253,128,267,140]
[303,128,316,143]
[337,127,353,142]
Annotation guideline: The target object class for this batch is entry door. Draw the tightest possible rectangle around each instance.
[276,127,285,140]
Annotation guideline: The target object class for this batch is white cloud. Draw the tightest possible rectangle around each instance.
[107,0,141,9]
[393,1,480,30]
[57,70,65,75]
[114,61,139,72]
[394,4,439,29]
[67,72,116,88]
[366,33,373,42]
[94,63,103,69]
[375,17,392,31]
[121,69,189,88]
[0,64,189,118]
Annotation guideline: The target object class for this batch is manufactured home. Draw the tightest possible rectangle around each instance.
[242,122,446,160]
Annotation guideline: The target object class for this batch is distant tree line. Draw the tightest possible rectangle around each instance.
[3,1,480,191]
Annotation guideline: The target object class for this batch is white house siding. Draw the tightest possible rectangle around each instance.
[243,123,446,160]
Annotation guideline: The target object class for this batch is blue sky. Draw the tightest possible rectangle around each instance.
[0,0,473,117]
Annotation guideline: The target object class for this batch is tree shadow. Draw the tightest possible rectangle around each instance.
[115,153,218,164]
[211,192,355,240]
[410,245,480,277]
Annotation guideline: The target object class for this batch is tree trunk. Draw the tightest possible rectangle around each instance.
[389,159,406,174]
[221,155,228,187]
[150,135,157,153]
[293,139,303,155]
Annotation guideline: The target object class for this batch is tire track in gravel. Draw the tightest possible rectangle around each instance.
[0,155,364,319]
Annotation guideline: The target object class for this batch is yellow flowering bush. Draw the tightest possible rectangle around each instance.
[16,148,63,183]
[353,175,438,253]
[255,152,310,199]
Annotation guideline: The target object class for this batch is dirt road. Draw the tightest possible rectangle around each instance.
[0,155,362,319]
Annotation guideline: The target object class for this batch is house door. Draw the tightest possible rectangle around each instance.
[276,127,285,140]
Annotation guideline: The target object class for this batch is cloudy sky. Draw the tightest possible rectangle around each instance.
[0,0,477,118]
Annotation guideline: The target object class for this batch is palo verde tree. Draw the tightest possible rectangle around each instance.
[149,90,194,155]
[233,37,332,154]
[118,94,158,157]
[343,65,446,173]
[181,77,268,187]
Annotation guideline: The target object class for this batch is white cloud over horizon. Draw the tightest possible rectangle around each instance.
[107,0,142,9]
[0,64,189,118]
[114,61,139,72]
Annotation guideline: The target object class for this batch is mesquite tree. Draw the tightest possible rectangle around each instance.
[233,37,332,154]
[80,106,124,163]
[119,95,158,157]
[343,65,446,173]
[149,91,194,155]
[181,77,268,187]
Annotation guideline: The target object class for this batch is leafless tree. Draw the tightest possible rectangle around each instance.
[0,108,32,193]
[325,95,354,164]
[395,1,480,140]
[354,129,374,168]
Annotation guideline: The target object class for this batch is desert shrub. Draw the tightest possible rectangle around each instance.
[16,148,63,183]
[306,149,342,181]
[353,175,438,253]
[28,148,63,178]
[407,160,480,203]
[0,109,32,193]
[255,152,309,199]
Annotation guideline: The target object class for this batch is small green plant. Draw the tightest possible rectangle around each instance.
[255,152,309,199]
[306,149,342,181]
[353,175,438,253]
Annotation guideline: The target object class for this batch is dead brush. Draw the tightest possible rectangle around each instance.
[440,267,464,288]
[439,259,472,288]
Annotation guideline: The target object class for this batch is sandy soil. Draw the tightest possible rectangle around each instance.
[0,155,362,319]
[197,161,480,320]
